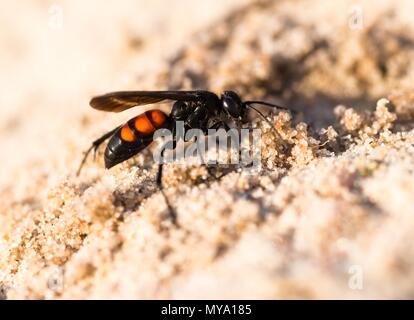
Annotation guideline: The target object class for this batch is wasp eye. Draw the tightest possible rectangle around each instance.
[223,98,238,117]
[222,91,243,118]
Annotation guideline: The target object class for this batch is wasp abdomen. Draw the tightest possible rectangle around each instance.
[104,110,170,169]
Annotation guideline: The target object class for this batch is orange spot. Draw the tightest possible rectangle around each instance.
[149,110,167,128]
[135,113,155,135]
[120,125,135,142]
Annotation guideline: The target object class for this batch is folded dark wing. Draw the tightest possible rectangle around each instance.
[89,91,204,113]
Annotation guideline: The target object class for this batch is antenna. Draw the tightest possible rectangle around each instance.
[245,103,288,150]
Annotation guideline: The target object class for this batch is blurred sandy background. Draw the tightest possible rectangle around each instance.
[1,0,414,299]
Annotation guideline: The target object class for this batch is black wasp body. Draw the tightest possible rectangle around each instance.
[78,89,289,222]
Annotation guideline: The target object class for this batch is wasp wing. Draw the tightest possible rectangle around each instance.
[89,91,209,113]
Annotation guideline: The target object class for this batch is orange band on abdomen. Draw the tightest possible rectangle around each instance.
[120,124,136,142]
[148,110,167,128]
[134,113,155,135]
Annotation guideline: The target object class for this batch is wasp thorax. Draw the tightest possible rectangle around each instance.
[171,101,189,120]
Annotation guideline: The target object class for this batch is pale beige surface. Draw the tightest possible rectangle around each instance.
[1,0,414,299]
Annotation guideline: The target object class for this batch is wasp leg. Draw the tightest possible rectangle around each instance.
[203,121,232,180]
[76,126,120,176]
[156,141,178,224]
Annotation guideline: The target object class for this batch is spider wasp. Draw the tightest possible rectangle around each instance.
[77,90,290,223]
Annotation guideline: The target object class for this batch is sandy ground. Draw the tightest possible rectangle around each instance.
[1,0,414,299]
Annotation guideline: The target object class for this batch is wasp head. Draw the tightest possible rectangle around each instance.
[221,91,246,120]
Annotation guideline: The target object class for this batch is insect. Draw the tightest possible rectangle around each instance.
[77,90,290,222]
